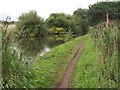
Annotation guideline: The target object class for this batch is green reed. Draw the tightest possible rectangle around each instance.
[90,21,120,88]
[1,19,30,88]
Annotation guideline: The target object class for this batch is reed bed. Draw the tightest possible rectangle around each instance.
[90,21,120,88]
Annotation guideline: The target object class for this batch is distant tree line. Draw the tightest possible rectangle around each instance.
[11,1,120,37]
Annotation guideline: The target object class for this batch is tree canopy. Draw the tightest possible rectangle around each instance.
[73,8,89,35]
[45,13,70,33]
[16,1,120,37]
[88,1,120,25]
[16,10,46,36]
[45,13,84,35]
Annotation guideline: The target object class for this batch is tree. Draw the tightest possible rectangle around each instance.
[73,8,88,19]
[45,13,83,35]
[16,10,46,37]
[73,8,89,35]
[88,1,119,25]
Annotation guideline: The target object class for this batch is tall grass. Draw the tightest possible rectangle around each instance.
[1,19,31,88]
[90,21,120,88]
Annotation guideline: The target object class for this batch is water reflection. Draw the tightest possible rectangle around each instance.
[39,46,50,56]
[13,35,64,58]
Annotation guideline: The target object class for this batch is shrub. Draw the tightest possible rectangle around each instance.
[16,10,46,37]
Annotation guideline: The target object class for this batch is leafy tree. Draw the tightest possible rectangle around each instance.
[73,8,89,35]
[88,1,120,25]
[16,10,46,37]
[45,13,83,35]
[49,27,64,34]
[73,8,88,19]
[68,15,82,35]
[45,13,70,33]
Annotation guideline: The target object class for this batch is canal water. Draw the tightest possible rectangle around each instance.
[12,35,64,60]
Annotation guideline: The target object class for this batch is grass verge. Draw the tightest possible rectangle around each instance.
[69,34,101,88]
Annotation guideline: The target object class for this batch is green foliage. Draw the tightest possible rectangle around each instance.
[90,21,119,88]
[45,13,83,35]
[73,8,89,35]
[48,27,64,34]
[69,15,83,35]
[73,8,88,19]
[16,10,46,37]
[88,1,120,25]
[2,20,30,88]
[46,13,68,28]
[63,30,74,42]
[45,13,70,34]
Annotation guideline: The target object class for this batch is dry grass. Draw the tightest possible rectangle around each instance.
[0,24,16,36]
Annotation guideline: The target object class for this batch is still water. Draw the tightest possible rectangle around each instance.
[13,35,64,59]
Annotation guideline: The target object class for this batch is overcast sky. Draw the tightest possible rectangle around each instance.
[0,0,103,21]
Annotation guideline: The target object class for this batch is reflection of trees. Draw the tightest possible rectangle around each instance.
[17,37,45,57]
[15,35,64,57]
[46,35,63,48]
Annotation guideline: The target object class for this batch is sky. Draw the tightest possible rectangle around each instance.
[0,0,102,21]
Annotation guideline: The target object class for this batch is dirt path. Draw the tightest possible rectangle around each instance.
[59,42,83,88]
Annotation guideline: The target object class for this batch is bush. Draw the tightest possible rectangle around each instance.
[45,13,84,35]
[48,27,64,34]
[16,10,46,37]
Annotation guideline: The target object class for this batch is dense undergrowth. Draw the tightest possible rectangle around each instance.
[1,22,32,88]
[90,21,119,88]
